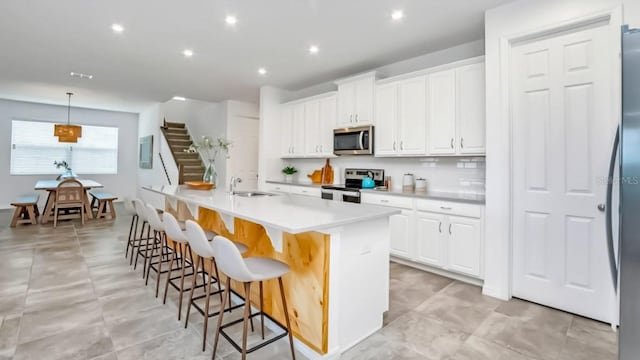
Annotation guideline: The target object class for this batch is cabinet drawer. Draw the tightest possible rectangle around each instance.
[289,186,321,197]
[264,183,290,193]
[361,193,413,209]
[415,199,481,218]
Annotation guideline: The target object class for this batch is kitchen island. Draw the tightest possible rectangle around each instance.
[143,185,400,360]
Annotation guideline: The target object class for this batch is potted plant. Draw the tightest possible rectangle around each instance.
[185,136,232,184]
[282,165,298,183]
[54,160,76,179]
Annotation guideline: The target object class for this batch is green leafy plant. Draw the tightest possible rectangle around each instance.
[53,160,71,170]
[282,165,298,175]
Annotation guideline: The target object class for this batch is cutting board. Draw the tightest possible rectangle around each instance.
[321,159,333,184]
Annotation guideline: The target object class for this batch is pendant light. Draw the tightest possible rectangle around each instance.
[54,92,82,143]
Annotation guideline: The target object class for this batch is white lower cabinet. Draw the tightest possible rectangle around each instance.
[362,192,484,279]
[415,211,446,267]
[389,210,412,258]
[447,215,482,277]
[263,183,320,197]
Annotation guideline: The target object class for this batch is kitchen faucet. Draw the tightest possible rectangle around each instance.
[229,176,242,193]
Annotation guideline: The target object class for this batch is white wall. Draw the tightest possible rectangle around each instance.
[258,86,291,188]
[282,157,485,194]
[483,0,625,300]
[0,98,138,209]
[136,103,166,208]
[282,40,485,102]
[225,100,260,190]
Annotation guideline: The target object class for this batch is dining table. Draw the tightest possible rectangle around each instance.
[34,179,104,224]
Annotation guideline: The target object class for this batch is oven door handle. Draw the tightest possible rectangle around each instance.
[358,131,365,150]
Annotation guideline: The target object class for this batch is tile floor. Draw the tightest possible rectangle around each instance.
[0,205,618,360]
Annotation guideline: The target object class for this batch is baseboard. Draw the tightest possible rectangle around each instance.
[390,256,484,287]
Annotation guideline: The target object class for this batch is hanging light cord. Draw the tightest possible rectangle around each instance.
[66,92,73,125]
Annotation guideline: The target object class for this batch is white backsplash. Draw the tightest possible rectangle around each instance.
[280,156,486,194]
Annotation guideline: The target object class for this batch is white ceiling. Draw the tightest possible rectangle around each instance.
[0,0,513,113]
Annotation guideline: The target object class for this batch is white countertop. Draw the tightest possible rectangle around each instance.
[143,185,400,233]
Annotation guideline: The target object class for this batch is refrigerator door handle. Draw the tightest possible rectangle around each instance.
[606,125,620,291]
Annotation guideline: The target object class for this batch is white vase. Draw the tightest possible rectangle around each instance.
[284,174,295,183]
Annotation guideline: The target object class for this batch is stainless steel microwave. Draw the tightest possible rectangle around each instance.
[333,125,374,155]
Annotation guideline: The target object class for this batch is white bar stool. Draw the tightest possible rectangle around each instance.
[162,212,214,320]
[131,199,152,274]
[143,204,178,298]
[183,220,249,352]
[211,235,296,360]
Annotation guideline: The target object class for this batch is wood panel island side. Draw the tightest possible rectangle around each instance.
[143,185,399,360]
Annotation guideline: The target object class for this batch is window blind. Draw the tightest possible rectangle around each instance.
[10,120,119,175]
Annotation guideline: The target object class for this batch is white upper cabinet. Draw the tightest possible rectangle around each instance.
[428,69,457,154]
[428,61,486,155]
[374,83,398,156]
[398,77,427,155]
[336,73,376,127]
[281,93,336,159]
[456,63,486,154]
[318,95,336,156]
[304,100,320,155]
[375,76,427,156]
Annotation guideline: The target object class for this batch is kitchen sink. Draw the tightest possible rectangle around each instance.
[232,191,274,197]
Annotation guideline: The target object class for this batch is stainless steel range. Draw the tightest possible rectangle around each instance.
[321,168,384,203]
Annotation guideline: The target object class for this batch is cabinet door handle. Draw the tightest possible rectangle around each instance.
[438,222,442,233]
[393,141,396,151]
[440,206,452,210]
[355,114,358,122]
[400,141,404,150]
[450,138,454,149]
[350,114,353,123]
[320,145,323,152]
[460,137,464,149]
[448,224,452,235]
[380,199,390,203]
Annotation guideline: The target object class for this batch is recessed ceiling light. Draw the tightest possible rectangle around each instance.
[183,49,194,57]
[70,72,93,80]
[172,96,186,101]
[309,45,319,54]
[258,67,267,75]
[391,10,404,21]
[225,15,237,25]
[111,23,124,33]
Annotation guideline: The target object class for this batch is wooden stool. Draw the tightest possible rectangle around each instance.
[90,192,117,219]
[10,195,40,227]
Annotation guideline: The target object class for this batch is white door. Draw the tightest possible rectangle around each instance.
[304,100,320,156]
[398,76,427,155]
[318,95,336,156]
[448,215,482,277]
[428,70,456,154]
[456,63,486,154]
[337,82,355,127]
[355,77,374,124]
[228,115,260,190]
[389,211,412,259]
[415,211,445,267]
[281,105,293,157]
[291,103,306,157]
[374,83,398,156]
[511,23,616,322]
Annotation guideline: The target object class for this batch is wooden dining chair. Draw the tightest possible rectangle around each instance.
[53,179,85,228]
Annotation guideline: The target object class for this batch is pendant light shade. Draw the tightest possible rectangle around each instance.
[54,92,82,143]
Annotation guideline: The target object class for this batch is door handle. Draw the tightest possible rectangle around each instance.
[598,204,606,212]
[450,138,454,149]
[358,131,365,150]
[349,114,353,123]
[448,224,452,235]
[393,141,396,151]
[440,206,452,210]
[400,141,404,150]
[355,114,358,122]
[438,222,442,233]
[606,125,620,290]
[461,137,464,149]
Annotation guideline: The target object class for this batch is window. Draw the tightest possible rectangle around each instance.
[10,120,119,175]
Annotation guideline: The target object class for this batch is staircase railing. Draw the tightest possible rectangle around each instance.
[158,152,172,185]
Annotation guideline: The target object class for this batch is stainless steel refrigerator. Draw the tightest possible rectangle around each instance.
[618,25,640,359]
